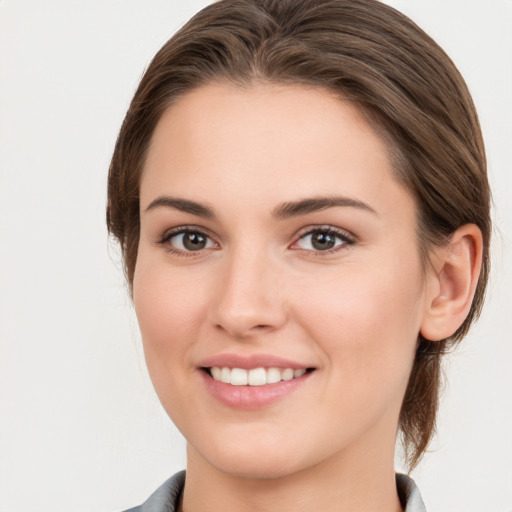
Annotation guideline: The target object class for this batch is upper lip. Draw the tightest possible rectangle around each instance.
[198,353,314,370]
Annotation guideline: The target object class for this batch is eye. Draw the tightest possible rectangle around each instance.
[292,227,354,252]
[159,228,218,253]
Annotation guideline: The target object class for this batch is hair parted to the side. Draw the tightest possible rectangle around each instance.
[107,0,491,470]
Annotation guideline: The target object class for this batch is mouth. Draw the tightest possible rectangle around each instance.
[197,354,316,408]
[203,366,315,386]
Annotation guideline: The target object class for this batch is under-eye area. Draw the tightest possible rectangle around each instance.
[202,367,316,386]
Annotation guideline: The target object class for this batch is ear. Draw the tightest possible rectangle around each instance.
[420,224,484,342]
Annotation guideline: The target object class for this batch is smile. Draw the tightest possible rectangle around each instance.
[208,367,308,386]
[198,354,316,408]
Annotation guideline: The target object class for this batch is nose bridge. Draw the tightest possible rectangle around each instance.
[211,240,286,338]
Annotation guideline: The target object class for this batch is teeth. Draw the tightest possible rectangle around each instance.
[248,367,267,386]
[210,366,309,386]
[211,367,222,381]
[281,368,294,381]
[267,367,281,384]
[230,368,248,386]
[220,367,231,384]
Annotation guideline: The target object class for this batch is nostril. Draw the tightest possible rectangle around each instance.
[214,320,276,339]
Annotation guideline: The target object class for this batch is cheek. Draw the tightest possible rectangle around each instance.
[293,255,425,388]
[132,259,205,377]
[132,260,215,434]
[299,260,423,332]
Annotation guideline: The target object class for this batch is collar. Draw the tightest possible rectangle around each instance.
[127,470,427,512]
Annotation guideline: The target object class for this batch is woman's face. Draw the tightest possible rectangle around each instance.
[134,83,433,479]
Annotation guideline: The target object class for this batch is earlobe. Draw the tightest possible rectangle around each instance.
[420,224,483,342]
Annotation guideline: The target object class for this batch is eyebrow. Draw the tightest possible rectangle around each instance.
[144,196,215,217]
[144,195,377,219]
[272,196,378,219]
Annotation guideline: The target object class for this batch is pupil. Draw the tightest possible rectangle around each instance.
[312,232,335,250]
[184,232,206,250]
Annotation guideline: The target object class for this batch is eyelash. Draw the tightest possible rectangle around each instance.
[291,226,356,255]
[157,225,356,257]
[157,226,219,257]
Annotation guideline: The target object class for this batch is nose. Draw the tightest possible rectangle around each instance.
[209,245,287,339]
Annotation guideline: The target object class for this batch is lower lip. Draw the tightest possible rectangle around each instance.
[200,370,312,409]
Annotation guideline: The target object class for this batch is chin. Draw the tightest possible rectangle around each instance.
[189,434,313,481]
[211,454,304,481]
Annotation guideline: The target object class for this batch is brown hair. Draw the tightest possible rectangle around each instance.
[107,0,491,469]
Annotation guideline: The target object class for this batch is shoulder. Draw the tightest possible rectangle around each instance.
[396,473,427,512]
[121,470,186,512]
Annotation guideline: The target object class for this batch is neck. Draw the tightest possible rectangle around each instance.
[181,440,403,512]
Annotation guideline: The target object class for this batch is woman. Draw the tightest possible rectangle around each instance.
[107,0,490,510]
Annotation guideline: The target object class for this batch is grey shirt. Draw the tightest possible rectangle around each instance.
[124,470,426,512]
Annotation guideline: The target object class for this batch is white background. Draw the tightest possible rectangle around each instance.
[0,1,511,511]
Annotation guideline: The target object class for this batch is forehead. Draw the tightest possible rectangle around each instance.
[141,83,414,223]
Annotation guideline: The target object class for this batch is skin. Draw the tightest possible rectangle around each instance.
[133,83,479,512]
